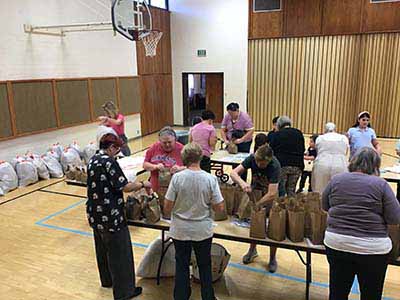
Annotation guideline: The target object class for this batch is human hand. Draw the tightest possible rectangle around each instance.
[155,163,164,171]
[143,181,152,189]
[241,182,252,193]
[233,138,242,145]
[170,165,180,174]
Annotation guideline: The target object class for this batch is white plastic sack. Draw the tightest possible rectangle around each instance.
[137,238,176,278]
[192,243,231,283]
[25,152,50,180]
[14,158,38,187]
[49,143,63,161]
[60,147,83,172]
[83,142,97,164]
[0,161,18,195]
[46,150,59,161]
[69,141,83,158]
[96,125,118,147]
[42,154,64,178]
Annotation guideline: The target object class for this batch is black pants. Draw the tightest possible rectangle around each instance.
[298,171,312,192]
[200,156,211,173]
[93,226,136,300]
[173,238,215,300]
[119,134,131,156]
[326,246,389,300]
[233,140,252,181]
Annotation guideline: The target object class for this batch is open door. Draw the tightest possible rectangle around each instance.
[182,72,224,126]
[205,74,224,123]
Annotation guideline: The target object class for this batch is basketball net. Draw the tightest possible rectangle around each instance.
[139,30,163,57]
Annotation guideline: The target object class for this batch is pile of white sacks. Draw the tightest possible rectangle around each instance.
[0,125,116,196]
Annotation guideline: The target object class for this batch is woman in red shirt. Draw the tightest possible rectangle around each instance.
[99,101,131,156]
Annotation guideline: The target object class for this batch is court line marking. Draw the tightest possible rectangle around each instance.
[34,199,394,300]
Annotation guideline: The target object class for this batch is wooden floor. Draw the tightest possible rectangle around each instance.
[1,131,400,300]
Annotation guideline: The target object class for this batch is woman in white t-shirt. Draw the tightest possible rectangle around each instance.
[312,122,349,193]
[164,143,224,300]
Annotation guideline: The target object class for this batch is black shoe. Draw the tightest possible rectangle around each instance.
[129,287,143,299]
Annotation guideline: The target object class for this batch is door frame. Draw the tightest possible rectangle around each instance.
[182,72,224,126]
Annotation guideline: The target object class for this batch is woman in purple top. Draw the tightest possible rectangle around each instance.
[322,147,400,300]
[221,102,254,180]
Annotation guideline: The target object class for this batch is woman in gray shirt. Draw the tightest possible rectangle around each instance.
[164,143,224,300]
[322,147,400,300]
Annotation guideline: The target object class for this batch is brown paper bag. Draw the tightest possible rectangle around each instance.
[236,192,252,220]
[287,204,305,243]
[157,186,171,219]
[388,224,400,260]
[226,142,238,154]
[233,188,248,216]
[158,168,172,188]
[306,192,321,212]
[143,196,161,224]
[125,194,142,220]
[267,202,287,241]
[219,183,236,215]
[250,208,267,239]
[310,210,327,245]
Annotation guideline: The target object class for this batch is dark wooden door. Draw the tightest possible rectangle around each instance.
[205,74,224,123]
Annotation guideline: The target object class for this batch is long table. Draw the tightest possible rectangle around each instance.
[127,218,400,300]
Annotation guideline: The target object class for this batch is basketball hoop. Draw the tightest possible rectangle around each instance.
[139,30,163,57]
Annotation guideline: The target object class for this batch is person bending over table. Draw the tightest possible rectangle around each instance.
[221,102,254,181]
[86,134,152,300]
[164,143,225,300]
[322,147,400,300]
[143,126,186,192]
[230,145,281,272]
[98,100,131,157]
[347,111,382,159]
[189,110,217,173]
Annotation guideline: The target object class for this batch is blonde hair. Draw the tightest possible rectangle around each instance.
[181,143,203,166]
[102,100,119,118]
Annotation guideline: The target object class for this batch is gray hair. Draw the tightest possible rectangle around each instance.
[277,116,292,130]
[181,143,203,166]
[158,126,177,139]
[325,122,336,133]
[348,147,381,176]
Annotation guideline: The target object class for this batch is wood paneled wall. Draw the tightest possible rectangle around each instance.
[0,76,141,141]
[137,7,173,135]
[248,33,400,138]
[249,0,400,39]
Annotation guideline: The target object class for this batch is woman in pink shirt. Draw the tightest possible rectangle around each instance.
[143,127,186,192]
[99,101,131,156]
[189,110,217,173]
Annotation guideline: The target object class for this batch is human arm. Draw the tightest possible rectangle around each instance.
[234,129,254,145]
[230,164,251,192]
[142,145,164,172]
[211,177,225,213]
[255,183,278,209]
[163,198,174,215]
[170,164,186,174]
[382,182,400,225]
[220,115,229,144]
[209,129,217,150]
[372,139,382,155]
[123,180,151,193]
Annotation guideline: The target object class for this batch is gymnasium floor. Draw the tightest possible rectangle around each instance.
[1,132,400,300]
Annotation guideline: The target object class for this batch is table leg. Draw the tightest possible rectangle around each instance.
[397,182,400,202]
[306,251,312,300]
[156,230,173,285]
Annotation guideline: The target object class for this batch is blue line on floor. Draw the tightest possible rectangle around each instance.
[34,199,394,300]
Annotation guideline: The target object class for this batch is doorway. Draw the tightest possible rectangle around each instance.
[182,73,224,126]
